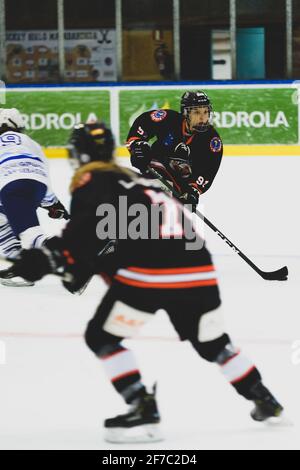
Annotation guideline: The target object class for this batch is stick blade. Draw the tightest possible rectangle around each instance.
[260,266,288,281]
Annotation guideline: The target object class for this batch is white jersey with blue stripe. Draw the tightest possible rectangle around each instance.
[0,131,57,206]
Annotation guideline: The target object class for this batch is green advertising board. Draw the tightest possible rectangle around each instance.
[119,88,298,145]
[5,89,110,146]
[3,86,299,148]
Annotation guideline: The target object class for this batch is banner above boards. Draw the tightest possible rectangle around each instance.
[2,85,299,147]
[3,89,110,146]
[119,88,299,145]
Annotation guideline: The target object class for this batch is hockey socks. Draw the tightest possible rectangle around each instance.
[216,343,261,396]
[0,218,21,259]
[216,343,283,420]
[99,344,163,442]
[99,344,146,404]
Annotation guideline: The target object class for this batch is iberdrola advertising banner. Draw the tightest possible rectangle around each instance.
[4,89,110,146]
[3,85,299,148]
[119,88,298,145]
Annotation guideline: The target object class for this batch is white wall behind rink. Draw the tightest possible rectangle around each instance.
[47,155,300,260]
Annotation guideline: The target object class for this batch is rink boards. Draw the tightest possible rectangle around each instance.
[43,144,300,158]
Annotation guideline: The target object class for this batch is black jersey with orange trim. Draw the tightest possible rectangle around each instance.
[126,109,223,194]
[62,164,217,289]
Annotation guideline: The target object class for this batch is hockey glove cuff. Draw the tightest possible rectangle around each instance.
[44,200,70,220]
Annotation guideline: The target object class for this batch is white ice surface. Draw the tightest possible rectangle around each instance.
[0,157,299,450]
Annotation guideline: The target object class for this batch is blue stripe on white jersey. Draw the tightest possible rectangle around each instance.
[0,154,43,165]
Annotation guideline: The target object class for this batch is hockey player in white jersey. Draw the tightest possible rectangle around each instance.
[0,108,69,286]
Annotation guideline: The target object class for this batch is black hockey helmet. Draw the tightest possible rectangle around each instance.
[180,90,213,132]
[68,120,114,168]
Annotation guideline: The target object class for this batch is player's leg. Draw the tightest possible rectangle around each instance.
[0,205,21,259]
[0,179,49,249]
[0,179,50,286]
[84,283,162,442]
[0,205,34,287]
[166,284,283,422]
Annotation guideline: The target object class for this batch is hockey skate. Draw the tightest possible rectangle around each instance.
[250,382,284,423]
[0,266,34,287]
[104,388,163,443]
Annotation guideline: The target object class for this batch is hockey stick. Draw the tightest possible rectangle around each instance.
[147,166,288,281]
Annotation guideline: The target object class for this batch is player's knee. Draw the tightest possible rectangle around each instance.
[84,320,120,356]
[189,305,228,361]
[197,305,224,341]
[192,333,231,362]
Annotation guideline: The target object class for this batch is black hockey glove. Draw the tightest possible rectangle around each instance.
[10,237,97,293]
[10,249,55,282]
[130,140,153,173]
[11,237,75,283]
[168,143,192,179]
[44,237,91,293]
[178,185,199,212]
[45,201,70,220]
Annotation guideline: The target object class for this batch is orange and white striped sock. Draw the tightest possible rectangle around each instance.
[217,344,261,399]
[100,345,145,403]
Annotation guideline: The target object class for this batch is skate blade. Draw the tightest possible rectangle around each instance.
[104,424,164,444]
[264,412,294,427]
[0,277,35,287]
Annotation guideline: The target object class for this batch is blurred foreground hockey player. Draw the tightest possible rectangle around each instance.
[10,122,283,443]
[0,108,69,286]
[126,90,223,210]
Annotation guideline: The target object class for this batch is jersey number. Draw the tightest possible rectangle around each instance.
[144,189,183,238]
[197,176,209,188]
[0,134,22,145]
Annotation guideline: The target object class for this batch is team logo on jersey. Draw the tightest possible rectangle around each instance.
[150,110,167,122]
[210,137,222,153]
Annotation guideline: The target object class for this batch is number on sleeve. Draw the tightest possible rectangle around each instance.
[0,133,22,146]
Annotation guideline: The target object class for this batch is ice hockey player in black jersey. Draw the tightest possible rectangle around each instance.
[10,122,283,443]
[67,119,115,169]
[126,90,223,209]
